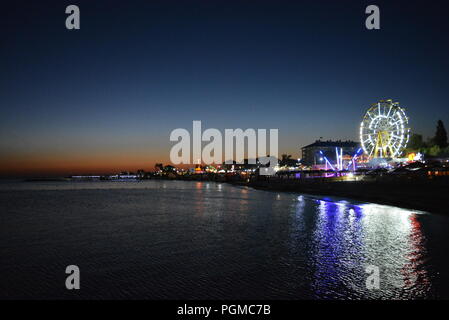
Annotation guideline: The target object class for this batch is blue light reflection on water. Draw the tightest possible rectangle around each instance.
[0,180,444,299]
[297,196,432,299]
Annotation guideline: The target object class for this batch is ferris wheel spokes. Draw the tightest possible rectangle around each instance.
[360,99,410,159]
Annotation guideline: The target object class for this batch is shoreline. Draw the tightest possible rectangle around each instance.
[10,176,449,216]
[235,178,449,216]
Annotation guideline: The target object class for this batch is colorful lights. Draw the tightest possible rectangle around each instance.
[345,147,363,171]
[319,150,336,171]
[319,147,363,172]
[407,152,423,162]
[360,100,410,159]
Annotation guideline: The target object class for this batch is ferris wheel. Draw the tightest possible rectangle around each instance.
[360,99,410,159]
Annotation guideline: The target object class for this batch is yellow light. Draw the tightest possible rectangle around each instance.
[407,153,416,161]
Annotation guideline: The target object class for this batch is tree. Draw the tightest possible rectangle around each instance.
[155,163,164,172]
[163,165,176,173]
[434,120,448,149]
[428,145,441,157]
[442,146,449,157]
[408,133,424,150]
[279,154,292,167]
[279,154,298,167]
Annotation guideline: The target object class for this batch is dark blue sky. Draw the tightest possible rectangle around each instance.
[1,0,448,174]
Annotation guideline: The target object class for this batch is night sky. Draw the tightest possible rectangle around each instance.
[1,0,449,176]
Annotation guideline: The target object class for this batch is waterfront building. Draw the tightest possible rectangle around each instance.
[221,159,261,172]
[301,140,360,166]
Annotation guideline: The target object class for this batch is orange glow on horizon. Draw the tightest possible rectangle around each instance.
[0,149,181,177]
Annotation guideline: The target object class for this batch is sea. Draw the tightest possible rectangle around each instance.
[1,179,448,299]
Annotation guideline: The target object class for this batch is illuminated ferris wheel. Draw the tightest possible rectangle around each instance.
[360,99,410,159]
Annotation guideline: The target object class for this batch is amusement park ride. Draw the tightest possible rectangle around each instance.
[360,99,410,159]
[319,99,411,171]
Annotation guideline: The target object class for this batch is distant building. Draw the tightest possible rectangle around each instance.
[301,140,360,166]
[221,159,259,172]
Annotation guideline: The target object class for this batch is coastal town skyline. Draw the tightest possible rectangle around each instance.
[1,0,449,176]
[2,0,449,304]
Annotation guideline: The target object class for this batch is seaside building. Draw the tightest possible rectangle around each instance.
[301,140,361,166]
[221,159,261,172]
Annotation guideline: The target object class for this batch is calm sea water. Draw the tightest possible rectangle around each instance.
[1,180,448,299]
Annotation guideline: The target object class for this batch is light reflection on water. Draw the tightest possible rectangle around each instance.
[0,180,446,299]
[305,198,431,299]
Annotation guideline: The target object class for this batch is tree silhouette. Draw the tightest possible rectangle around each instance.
[428,145,441,156]
[408,133,425,150]
[279,154,298,167]
[434,120,448,148]
[163,165,176,173]
[279,154,290,167]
